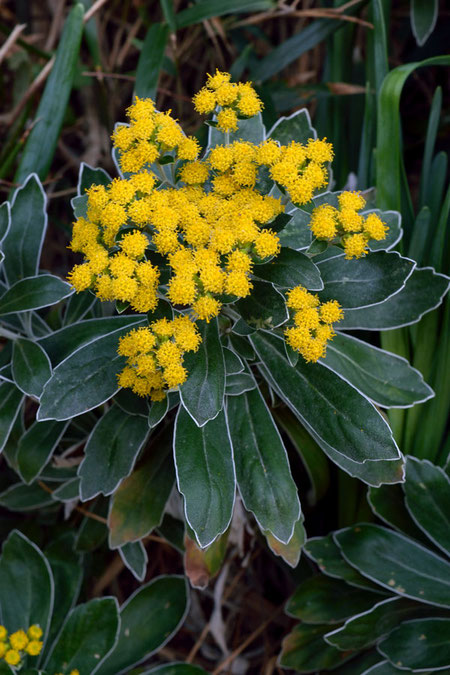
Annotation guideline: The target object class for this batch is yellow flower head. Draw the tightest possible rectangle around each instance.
[193,87,217,114]
[27,625,43,640]
[364,212,388,240]
[338,190,365,212]
[0,626,7,641]
[217,108,238,133]
[343,233,368,259]
[5,649,21,666]
[25,639,43,656]
[193,295,221,322]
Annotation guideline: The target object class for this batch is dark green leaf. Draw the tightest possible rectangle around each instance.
[287,576,379,624]
[44,533,83,646]
[0,274,73,316]
[228,387,300,543]
[268,109,316,145]
[254,249,323,290]
[176,0,274,27]
[335,524,450,608]
[411,0,438,47]
[236,281,288,329]
[278,207,312,250]
[280,623,352,672]
[17,420,68,484]
[0,482,54,511]
[108,427,174,549]
[135,24,169,100]
[12,338,51,399]
[0,381,23,453]
[141,665,209,675]
[337,267,450,330]
[322,332,434,408]
[95,577,188,675]
[39,315,144,365]
[274,407,329,505]
[51,477,80,502]
[77,162,112,195]
[63,291,98,326]
[0,201,10,242]
[251,332,400,465]
[403,456,450,556]
[75,499,108,553]
[15,4,85,182]
[38,326,144,421]
[180,318,225,427]
[229,334,255,360]
[119,541,147,582]
[325,596,422,651]
[0,530,53,640]
[174,407,235,548]
[114,387,149,417]
[379,617,450,671]
[223,347,244,375]
[43,597,120,674]
[318,252,415,309]
[148,396,169,428]
[79,405,149,500]
[225,372,255,396]
[304,534,384,593]
[1,175,47,285]
[367,483,428,543]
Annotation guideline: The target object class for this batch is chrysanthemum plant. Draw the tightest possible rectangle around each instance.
[0,71,449,579]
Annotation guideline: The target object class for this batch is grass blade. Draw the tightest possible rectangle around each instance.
[135,23,170,101]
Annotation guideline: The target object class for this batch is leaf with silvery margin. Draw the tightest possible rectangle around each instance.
[157,514,185,554]
[279,622,353,672]
[267,108,316,145]
[119,541,148,582]
[378,617,450,672]
[44,532,83,647]
[1,174,47,286]
[37,323,146,421]
[274,407,330,506]
[76,162,112,197]
[114,387,149,417]
[63,290,98,326]
[78,405,149,501]
[174,406,235,548]
[321,332,434,408]
[51,477,80,502]
[43,597,120,675]
[184,529,229,589]
[361,662,413,674]
[236,280,288,329]
[0,482,54,511]
[366,211,403,252]
[334,524,450,608]
[257,363,404,487]
[277,206,313,250]
[38,315,145,365]
[180,317,225,428]
[264,516,305,568]
[367,484,433,544]
[411,0,439,47]
[0,201,10,242]
[251,331,400,465]
[229,333,255,360]
[95,576,189,675]
[328,650,383,675]
[223,347,244,375]
[403,456,450,557]
[324,596,426,651]
[0,274,74,316]
[108,425,174,549]
[253,248,323,290]
[75,498,108,553]
[0,381,23,453]
[12,338,52,399]
[227,384,300,543]
[317,251,415,309]
[304,534,385,593]
[231,317,255,336]
[207,113,265,149]
[140,665,209,675]
[337,267,450,331]
[0,530,54,645]
[17,420,68,484]
[286,575,381,625]
[225,372,256,396]
[148,396,169,428]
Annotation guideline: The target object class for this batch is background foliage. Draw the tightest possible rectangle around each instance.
[0,1,449,673]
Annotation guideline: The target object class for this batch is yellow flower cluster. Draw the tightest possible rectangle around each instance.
[193,70,263,132]
[284,286,343,363]
[0,624,43,667]
[54,670,79,675]
[269,138,333,206]
[117,317,202,399]
[309,192,389,258]
[112,96,200,174]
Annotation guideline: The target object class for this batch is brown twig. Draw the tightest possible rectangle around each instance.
[0,23,26,65]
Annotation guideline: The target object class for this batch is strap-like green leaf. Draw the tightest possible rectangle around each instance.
[174,406,235,548]
[12,338,52,399]
[227,386,300,543]
[17,420,68,484]
[135,24,169,101]
[0,381,23,453]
